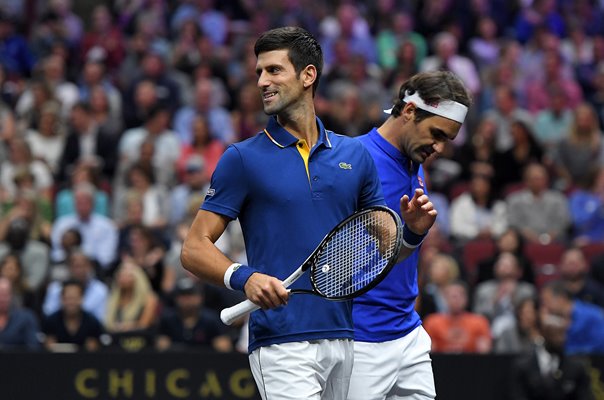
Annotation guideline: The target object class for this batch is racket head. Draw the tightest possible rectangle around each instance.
[306,205,403,300]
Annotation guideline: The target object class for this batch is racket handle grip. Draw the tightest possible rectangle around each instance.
[220,299,260,325]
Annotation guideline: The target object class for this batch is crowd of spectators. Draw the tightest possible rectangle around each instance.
[0,0,603,361]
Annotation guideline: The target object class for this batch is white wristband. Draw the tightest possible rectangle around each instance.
[223,263,242,290]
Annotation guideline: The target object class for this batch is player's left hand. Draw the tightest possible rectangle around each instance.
[399,188,437,235]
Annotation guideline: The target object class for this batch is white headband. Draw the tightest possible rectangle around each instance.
[384,91,468,123]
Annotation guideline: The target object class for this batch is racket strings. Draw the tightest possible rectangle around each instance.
[311,210,399,298]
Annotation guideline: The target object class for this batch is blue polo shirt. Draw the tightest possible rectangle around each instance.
[202,116,384,352]
[566,300,604,355]
[354,127,424,342]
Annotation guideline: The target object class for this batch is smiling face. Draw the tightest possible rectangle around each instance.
[256,49,313,116]
[397,106,461,164]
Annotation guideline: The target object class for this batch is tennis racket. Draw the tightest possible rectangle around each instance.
[220,205,403,325]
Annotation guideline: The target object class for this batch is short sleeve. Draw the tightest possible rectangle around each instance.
[201,145,248,220]
[358,144,384,209]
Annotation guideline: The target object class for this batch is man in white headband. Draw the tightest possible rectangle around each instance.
[349,71,472,400]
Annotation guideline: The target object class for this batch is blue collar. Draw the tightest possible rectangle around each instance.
[264,116,332,149]
[369,128,418,173]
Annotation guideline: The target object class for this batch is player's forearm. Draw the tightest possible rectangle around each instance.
[397,245,417,263]
[180,234,234,287]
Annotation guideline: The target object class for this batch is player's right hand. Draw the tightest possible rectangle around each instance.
[244,273,290,310]
[400,188,437,234]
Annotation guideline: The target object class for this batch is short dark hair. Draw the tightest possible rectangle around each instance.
[61,278,85,297]
[447,279,469,294]
[254,26,323,96]
[173,277,203,297]
[128,161,156,184]
[62,228,82,245]
[71,101,92,114]
[542,280,573,301]
[67,249,92,267]
[389,71,472,123]
[145,103,170,121]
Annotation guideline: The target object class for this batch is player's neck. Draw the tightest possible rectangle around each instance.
[277,104,318,148]
[377,119,405,154]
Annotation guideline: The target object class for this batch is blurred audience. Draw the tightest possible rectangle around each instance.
[524,48,583,114]
[0,252,38,311]
[0,0,603,364]
[119,224,169,295]
[568,166,604,245]
[0,173,53,244]
[176,114,225,182]
[473,252,537,323]
[50,182,118,270]
[79,4,125,72]
[16,54,78,119]
[454,116,498,183]
[417,253,460,319]
[540,280,604,355]
[493,118,544,191]
[510,286,595,400]
[0,138,54,201]
[112,162,169,230]
[494,296,541,354]
[24,101,66,176]
[423,280,492,353]
[506,163,570,244]
[57,101,117,184]
[0,217,49,292]
[118,104,180,188]
[156,277,232,352]
[170,156,209,228]
[483,86,533,153]
[173,78,235,145]
[54,161,109,219]
[420,31,481,97]
[42,279,104,352]
[42,249,108,323]
[551,102,604,192]
[557,247,604,309]
[0,12,35,77]
[476,228,535,285]
[104,261,158,334]
[449,171,507,243]
[0,277,40,350]
[375,10,427,80]
[532,84,573,156]
[77,59,122,130]
[229,82,267,142]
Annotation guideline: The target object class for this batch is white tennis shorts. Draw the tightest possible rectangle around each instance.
[348,325,436,400]
[249,338,353,400]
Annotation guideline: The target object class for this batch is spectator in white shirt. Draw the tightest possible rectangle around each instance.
[450,171,508,244]
[43,249,108,323]
[50,182,118,270]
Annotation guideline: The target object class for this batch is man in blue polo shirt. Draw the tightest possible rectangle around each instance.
[349,71,472,400]
[180,26,383,400]
[181,27,439,400]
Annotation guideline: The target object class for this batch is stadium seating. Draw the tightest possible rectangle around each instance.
[461,237,496,284]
